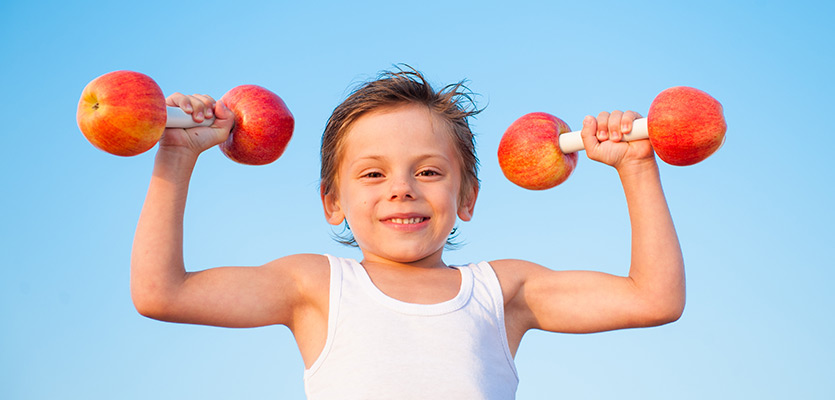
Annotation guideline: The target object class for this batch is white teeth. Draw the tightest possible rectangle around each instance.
[390,218,424,225]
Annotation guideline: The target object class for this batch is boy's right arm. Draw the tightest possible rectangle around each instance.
[129,94,328,330]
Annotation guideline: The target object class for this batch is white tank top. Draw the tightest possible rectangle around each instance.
[303,255,519,399]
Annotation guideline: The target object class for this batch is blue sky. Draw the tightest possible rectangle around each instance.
[2,0,833,398]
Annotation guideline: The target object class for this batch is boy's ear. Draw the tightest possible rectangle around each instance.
[457,185,478,222]
[322,191,345,226]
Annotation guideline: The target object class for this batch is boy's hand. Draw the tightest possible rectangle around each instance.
[580,110,655,171]
[159,93,235,158]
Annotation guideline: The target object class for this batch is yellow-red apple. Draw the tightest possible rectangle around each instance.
[76,70,166,156]
[498,112,577,190]
[219,85,294,165]
[648,86,726,166]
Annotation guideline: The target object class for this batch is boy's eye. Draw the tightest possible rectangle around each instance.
[362,172,383,178]
[417,170,440,177]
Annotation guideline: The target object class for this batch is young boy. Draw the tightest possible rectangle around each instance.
[131,67,685,399]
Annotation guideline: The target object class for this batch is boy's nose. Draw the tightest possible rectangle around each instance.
[389,177,415,200]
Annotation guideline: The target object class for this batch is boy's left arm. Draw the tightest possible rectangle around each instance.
[497,111,685,338]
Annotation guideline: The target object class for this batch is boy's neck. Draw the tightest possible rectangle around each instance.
[360,249,450,270]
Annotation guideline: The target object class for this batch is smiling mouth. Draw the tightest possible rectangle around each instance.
[387,217,428,225]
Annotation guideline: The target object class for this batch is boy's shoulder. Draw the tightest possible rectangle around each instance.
[263,253,331,290]
[486,258,548,303]
[488,258,546,280]
[265,252,330,269]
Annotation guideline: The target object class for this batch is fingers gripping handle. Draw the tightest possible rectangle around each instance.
[558,118,649,154]
[165,107,215,128]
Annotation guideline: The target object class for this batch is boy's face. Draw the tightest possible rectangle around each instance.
[322,103,476,265]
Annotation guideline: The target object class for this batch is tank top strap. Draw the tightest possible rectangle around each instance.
[305,254,344,378]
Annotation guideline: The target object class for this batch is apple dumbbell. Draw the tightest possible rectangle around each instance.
[497,112,578,190]
[498,86,726,190]
[76,70,294,165]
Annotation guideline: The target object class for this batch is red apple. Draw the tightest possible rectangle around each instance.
[76,70,167,156]
[219,85,294,165]
[648,86,726,166]
[498,112,578,190]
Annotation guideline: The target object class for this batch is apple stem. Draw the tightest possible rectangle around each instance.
[558,117,649,154]
[165,107,214,128]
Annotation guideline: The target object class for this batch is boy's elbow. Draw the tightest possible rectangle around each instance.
[132,292,161,319]
[131,285,175,321]
[656,303,685,325]
[642,297,685,327]
[633,275,686,327]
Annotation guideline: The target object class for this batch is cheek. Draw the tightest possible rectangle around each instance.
[339,188,374,219]
[439,189,463,216]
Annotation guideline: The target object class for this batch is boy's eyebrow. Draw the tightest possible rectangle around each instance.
[347,153,452,167]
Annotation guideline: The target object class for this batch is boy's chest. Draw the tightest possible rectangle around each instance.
[363,266,462,304]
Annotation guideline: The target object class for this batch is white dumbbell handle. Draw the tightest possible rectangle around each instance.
[165,107,216,128]
[558,118,649,154]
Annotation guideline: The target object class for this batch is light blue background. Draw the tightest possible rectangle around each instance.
[2,0,833,398]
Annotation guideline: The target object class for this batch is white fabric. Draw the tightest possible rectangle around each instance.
[303,255,519,400]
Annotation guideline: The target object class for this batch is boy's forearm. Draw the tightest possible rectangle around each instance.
[130,149,199,316]
[618,159,686,321]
